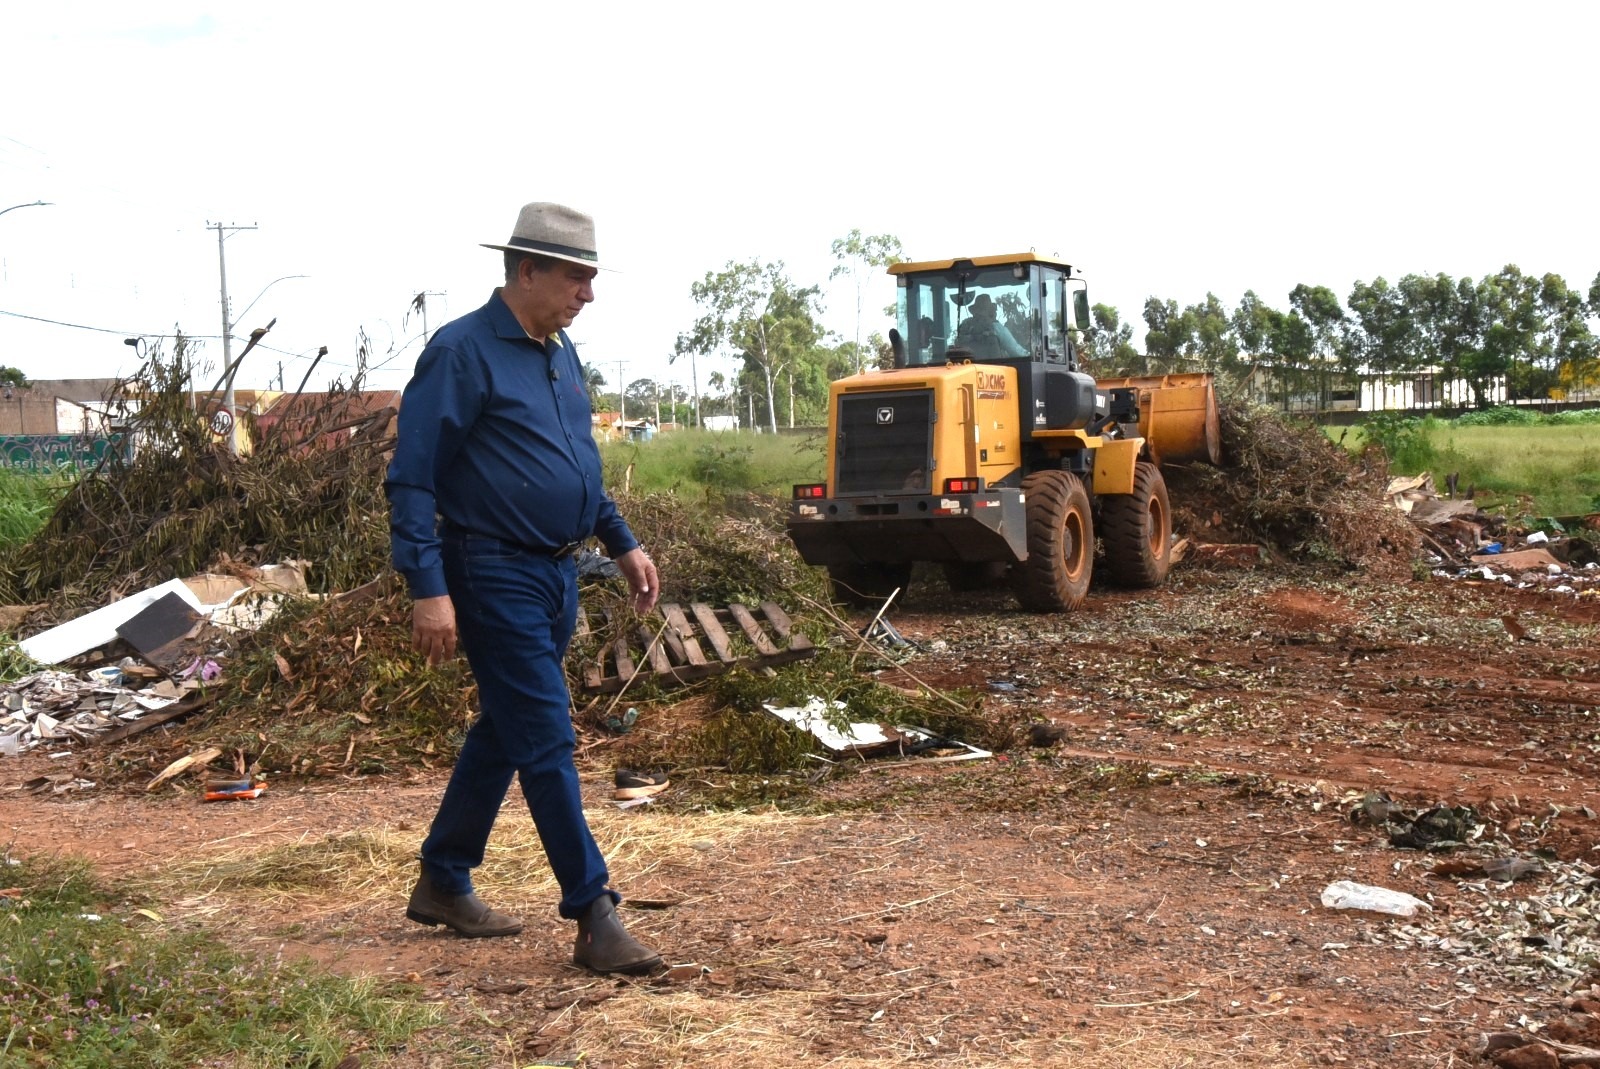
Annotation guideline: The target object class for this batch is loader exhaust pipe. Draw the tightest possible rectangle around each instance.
[888,327,907,369]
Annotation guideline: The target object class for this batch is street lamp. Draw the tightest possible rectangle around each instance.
[219,275,304,455]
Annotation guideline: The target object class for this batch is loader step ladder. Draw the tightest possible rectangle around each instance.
[578,601,815,694]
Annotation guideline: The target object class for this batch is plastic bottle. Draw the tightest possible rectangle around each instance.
[1320,880,1431,917]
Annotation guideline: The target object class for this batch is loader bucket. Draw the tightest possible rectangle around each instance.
[1096,372,1222,466]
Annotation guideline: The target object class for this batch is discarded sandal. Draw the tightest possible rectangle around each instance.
[613,769,670,800]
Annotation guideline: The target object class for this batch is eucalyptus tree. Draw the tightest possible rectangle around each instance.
[1533,273,1597,403]
[1285,284,1346,408]
[1476,266,1542,402]
[1082,304,1139,375]
[1185,292,1238,376]
[1142,298,1192,374]
[1346,277,1418,409]
[683,259,825,434]
[830,230,905,374]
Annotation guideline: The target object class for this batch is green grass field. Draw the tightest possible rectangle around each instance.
[0,469,72,550]
[598,427,825,499]
[1335,417,1600,518]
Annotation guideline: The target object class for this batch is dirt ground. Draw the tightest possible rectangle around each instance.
[3,565,1598,1068]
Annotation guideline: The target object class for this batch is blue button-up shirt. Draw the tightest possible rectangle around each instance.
[385,290,637,599]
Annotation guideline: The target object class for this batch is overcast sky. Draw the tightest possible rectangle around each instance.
[3,1,1597,402]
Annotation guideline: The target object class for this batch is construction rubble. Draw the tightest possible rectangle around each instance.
[1388,473,1600,598]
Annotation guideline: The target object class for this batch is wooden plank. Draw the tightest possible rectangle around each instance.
[574,610,591,638]
[728,603,779,656]
[611,636,637,681]
[636,625,672,673]
[690,602,736,662]
[753,648,816,671]
[760,602,813,651]
[587,659,730,694]
[657,625,689,664]
[660,603,708,666]
[91,694,214,747]
[583,663,604,691]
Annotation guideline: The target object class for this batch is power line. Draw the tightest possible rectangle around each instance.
[0,306,362,373]
[0,307,206,338]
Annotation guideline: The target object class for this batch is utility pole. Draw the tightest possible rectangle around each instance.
[412,291,446,343]
[614,359,629,427]
[208,221,256,454]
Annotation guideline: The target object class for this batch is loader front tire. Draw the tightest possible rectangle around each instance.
[1100,461,1172,588]
[1012,470,1093,613]
[828,562,914,609]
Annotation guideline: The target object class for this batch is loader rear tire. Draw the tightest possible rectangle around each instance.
[828,562,914,608]
[1100,461,1172,588]
[1012,470,1093,613]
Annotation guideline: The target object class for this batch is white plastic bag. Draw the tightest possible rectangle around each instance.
[1320,880,1431,917]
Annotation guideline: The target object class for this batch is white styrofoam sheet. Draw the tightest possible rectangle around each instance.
[18,579,205,665]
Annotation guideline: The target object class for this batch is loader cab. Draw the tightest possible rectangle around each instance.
[891,253,1089,372]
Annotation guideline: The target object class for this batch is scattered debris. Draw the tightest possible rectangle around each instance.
[762,696,989,762]
[1389,471,1600,597]
[1320,879,1432,917]
[864,617,913,649]
[147,746,224,790]
[0,667,187,755]
[203,776,267,802]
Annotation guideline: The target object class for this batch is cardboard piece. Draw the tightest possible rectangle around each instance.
[1469,547,1563,572]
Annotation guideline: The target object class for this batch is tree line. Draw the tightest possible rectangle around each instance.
[1086,266,1600,410]
[586,242,1600,428]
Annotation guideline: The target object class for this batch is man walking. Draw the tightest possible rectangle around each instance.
[385,202,662,974]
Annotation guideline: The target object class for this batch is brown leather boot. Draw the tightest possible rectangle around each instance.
[573,895,662,974]
[406,868,523,938]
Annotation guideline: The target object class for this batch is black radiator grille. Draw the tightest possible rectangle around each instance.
[835,390,934,495]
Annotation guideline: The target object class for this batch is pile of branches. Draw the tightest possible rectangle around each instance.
[1166,401,1418,573]
[610,491,828,607]
[0,337,394,618]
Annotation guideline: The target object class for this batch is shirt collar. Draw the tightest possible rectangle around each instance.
[487,289,563,349]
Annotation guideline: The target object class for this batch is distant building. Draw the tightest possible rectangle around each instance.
[1242,362,1506,413]
[254,389,401,453]
[702,414,739,432]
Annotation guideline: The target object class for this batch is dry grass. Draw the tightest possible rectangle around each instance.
[142,800,1327,1069]
[155,805,801,912]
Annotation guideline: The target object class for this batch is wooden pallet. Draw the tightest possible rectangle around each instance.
[578,601,814,694]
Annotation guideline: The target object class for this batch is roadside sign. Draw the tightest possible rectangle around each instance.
[209,407,234,438]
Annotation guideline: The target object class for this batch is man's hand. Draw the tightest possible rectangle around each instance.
[412,594,458,666]
[614,547,660,614]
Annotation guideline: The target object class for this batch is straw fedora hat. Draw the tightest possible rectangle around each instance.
[481,202,604,270]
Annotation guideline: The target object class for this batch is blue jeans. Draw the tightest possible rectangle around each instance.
[419,534,611,919]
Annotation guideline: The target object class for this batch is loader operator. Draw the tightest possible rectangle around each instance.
[956,293,1028,359]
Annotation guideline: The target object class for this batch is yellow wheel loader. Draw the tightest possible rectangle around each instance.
[787,253,1221,612]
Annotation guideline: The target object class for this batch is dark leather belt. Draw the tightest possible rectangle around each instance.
[441,521,583,559]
